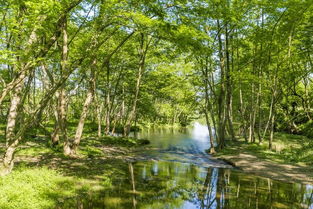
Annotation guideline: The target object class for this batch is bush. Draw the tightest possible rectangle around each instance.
[298,120,313,138]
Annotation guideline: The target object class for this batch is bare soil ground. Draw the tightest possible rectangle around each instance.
[214,151,313,185]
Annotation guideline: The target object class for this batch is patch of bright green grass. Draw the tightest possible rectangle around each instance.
[0,167,77,209]
[78,145,104,158]
[0,165,114,209]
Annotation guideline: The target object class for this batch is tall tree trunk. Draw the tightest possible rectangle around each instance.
[249,83,256,143]
[257,11,264,143]
[70,69,95,155]
[269,75,277,150]
[124,62,143,136]
[105,61,111,135]
[269,107,275,150]
[202,62,216,154]
[217,20,226,149]
[96,95,102,138]
[0,80,24,175]
[205,111,216,154]
[51,102,60,146]
[124,34,150,136]
[60,16,70,155]
[257,79,262,143]
[262,88,274,141]
[249,42,259,143]
[60,88,70,155]
[225,23,235,141]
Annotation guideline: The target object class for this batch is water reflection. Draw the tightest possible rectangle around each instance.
[62,124,313,208]
[64,161,313,209]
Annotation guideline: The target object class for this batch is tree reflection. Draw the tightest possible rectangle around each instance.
[64,161,313,209]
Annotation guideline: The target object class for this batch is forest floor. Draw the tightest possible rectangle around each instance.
[0,130,150,209]
[213,132,313,185]
[0,134,150,174]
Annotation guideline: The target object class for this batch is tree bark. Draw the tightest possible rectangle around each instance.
[217,19,226,149]
[95,95,102,138]
[70,69,95,155]
[0,79,24,175]
[105,61,111,135]
[51,102,60,146]
[249,83,256,143]
[225,23,235,141]
[59,16,70,155]
[202,60,216,154]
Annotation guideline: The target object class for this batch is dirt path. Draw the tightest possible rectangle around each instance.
[214,153,313,185]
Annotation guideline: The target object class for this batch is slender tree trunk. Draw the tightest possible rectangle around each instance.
[262,88,274,141]
[111,113,119,136]
[217,20,226,149]
[70,81,94,154]
[269,107,275,150]
[249,83,256,143]
[124,34,150,136]
[202,62,216,154]
[268,73,277,150]
[96,95,102,138]
[205,111,216,154]
[61,88,70,155]
[0,80,24,175]
[225,23,235,141]
[105,62,111,135]
[59,16,70,155]
[124,63,143,136]
[249,42,258,143]
[257,79,262,143]
[303,78,311,121]
[257,12,264,143]
[51,102,60,146]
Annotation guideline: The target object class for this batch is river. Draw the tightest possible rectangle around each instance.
[71,123,313,208]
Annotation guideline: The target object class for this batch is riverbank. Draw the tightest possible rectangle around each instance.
[212,133,313,185]
[0,135,150,208]
[1,135,150,166]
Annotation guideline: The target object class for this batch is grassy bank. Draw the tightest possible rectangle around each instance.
[215,132,313,165]
[210,132,313,184]
[0,122,150,209]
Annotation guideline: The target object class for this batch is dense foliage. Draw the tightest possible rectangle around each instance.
[0,0,312,174]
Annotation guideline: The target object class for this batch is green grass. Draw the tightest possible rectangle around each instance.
[0,120,151,208]
[0,127,149,208]
[0,167,77,209]
[0,165,115,209]
[215,132,313,165]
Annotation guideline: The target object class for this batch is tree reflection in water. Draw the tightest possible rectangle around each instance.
[63,161,313,209]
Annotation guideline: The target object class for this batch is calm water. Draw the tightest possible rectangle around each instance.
[132,122,231,168]
[66,123,313,209]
